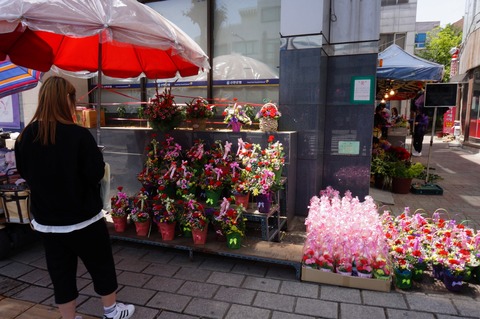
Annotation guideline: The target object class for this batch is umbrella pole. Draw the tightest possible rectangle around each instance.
[96,41,102,144]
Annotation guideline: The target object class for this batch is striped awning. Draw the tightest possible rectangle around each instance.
[0,58,42,99]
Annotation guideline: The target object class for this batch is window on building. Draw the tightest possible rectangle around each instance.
[379,33,406,51]
[381,0,409,6]
[93,0,281,127]
[213,0,280,105]
[415,33,427,48]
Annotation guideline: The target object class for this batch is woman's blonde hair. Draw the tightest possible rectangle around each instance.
[22,76,77,145]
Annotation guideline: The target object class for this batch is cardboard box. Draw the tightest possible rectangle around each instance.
[77,108,105,128]
[301,267,391,292]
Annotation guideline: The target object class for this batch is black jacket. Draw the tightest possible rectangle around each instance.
[15,122,105,226]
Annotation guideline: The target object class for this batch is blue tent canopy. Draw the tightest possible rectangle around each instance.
[377,44,444,81]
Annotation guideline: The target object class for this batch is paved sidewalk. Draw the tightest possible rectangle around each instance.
[1,134,480,319]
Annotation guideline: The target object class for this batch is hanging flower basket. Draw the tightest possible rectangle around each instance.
[259,117,278,132]
[256,102,281,132]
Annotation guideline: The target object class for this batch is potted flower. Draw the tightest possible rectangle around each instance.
[262,135,285,183]
[355,255,373,278]
[130,190,151,236]
[318,252,335,272]
[174,160,198,197]
[199,162,227,206]
[185,97,215,130]
[183,197,209,244]
[371,255,392,280]
[390,161,425,194]
[223,99,253,131]
[152,197,177,241]
[144,85,184,132]
[229,166,252,209]
[109,186,131,232]
[213,198,246,249]
[336,256,353,276]
[256,101,281,132]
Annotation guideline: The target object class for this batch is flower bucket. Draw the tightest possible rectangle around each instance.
[259,117,278,132]
[256,192,272,213]
[213,223,226,242]
[182,226,192,238]
[112,216,128,233]
[357,271,373,278]
[226,232,242,249]
[391,177,413,194]
[192,226,208,245]
[234,192,250,209]
[231,121,242,132]
[337,270,352,276]
[432,263,444,280]
[191,118,207,131]
[412,262,427,282]
[158,222,176,241]
[394,268,412,290]
[135,220,151,237]
[463,266,473,282]
[205,188,222,206]
[443,269,464,292]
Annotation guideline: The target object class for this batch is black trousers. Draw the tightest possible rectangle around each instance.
[413,132,425,153]
[40,218,118,304]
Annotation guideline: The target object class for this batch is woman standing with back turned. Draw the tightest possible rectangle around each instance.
[14,76,135,319]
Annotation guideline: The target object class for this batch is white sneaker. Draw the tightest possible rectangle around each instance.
[412,151,422,157]
[103,303,135,319]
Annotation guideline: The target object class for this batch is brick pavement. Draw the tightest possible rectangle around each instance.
[1,134,480,318]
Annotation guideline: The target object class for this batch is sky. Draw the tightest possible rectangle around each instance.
[416,0,466,26]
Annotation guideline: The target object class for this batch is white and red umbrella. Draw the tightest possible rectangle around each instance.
[0,0,210,138]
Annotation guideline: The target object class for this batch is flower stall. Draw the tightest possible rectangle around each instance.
[300,185,480,292]
[108,133,288,244]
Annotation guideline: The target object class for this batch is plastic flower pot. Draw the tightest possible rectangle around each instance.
[357,271,373,278]
[205,188,223,206]
[112,216,128,233]
[432,263,444,280]
[412,262,428,282]
[192,226,208,245]
[158,222,176,241]
[256,192,272,213]
[134,220,151,237]
[234,192,250,209]
[226,232,242,249]
[230,121,242,132]
[394,268,412,290]
[443,269,464,292]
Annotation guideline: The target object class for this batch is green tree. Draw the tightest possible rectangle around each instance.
[416,24,462,82]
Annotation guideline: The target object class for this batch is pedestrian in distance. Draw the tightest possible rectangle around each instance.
[14,76,135,319]
[411,107,429,157]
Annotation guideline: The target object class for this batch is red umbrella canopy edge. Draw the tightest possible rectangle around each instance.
[0,0,210,79]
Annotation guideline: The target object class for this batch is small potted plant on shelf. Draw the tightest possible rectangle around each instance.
[109,186,131,233]
[256,101,281,132]
[223,98,253,132]
[185,97,215,131]
[130,189,151,237]
[183,196,209,244]
[152,197,178,241]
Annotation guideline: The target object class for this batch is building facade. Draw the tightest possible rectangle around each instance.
[456,0,480,146]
